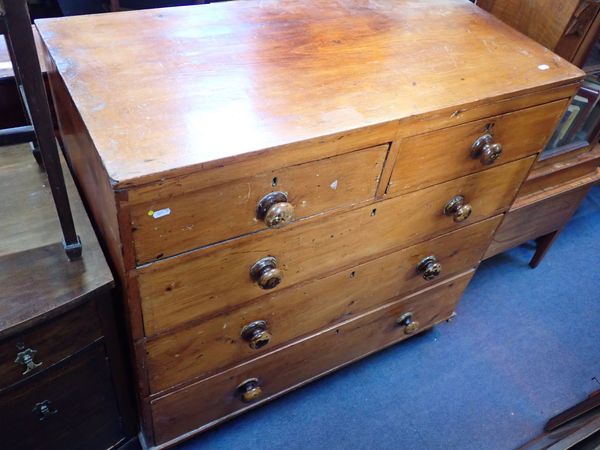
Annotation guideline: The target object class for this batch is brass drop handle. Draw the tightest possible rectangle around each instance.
[15,347,43,375]
[241,320,272,350]
[250,256,283,290]
[443,195,472,223]
[396,312,420,335]
[236,378,263,403]
[416,255,442,281]
[471,133,503,165]
[32,400,58,421]
[256,191,295,228]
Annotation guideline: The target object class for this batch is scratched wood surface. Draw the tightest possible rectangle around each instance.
[145,217,500,394]
[150,272,473,445]
[138,156,533,336]
[131,143,388,264]
[35,0,583,187]
[387,99,568,196]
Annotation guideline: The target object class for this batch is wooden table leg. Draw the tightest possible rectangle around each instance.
[530,229,562,268]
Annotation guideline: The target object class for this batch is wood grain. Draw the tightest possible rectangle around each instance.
[138,156,533,336]
[477,0,581,53]
[35,0,583,188]
[145,216,500,394]
[131,144,388,264]
[0,344,123,450]
[150,272,473,446]
[0,301,101,391]
[0,144,113,338]
[124,83,580,207]
[518,144,600,197]
[484,185,592,259]
[387,99,569,196]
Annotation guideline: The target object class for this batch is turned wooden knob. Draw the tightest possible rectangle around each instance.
[250,256,283,289]
[241,320,272,350]
[416,255,442,280]
[471,133,503,165]
[396,312,420,335]
[236,378,263,403]
[256,192,294,228]
[443,195,472,223]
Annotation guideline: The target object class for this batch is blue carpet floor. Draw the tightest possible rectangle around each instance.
[179,186,600,450]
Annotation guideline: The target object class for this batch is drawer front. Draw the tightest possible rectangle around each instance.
[387,99,568,196]
[484,185,591,260]
[131,144,389,264]
[151,272,473,445]
[145,216,500,393]
[0,343,123,450]
[0,302,101,391]
[139,156,533,336]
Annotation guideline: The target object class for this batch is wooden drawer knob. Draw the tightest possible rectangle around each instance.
[443,195,472,222]
[14,347,43,375]
[416,255,442,280]
[241,320,272,350]
[236,378,263,403]
[250,256,283,289]
[471,133,503,165]
[396,312,420,335]
[256,191,294,228]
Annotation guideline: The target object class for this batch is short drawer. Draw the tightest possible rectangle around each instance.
[386,99,568,196]
[0,301,102,391]
[131,144,389,264]
[150,272,473,445]
[0,343,123,450]
[138,156,533,336]
[145,216,500,393]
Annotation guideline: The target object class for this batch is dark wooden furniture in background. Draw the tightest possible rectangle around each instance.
[0,145,139,449]
[0,29,47,130]
[477,0,600,266]
[37,1,583,447]
[0,0,81,258]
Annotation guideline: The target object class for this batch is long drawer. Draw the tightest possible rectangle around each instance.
[138,156,534,336]
[150,272,473,445]
[131,144,389,264]
[145,216,500,393]
[386,99,567,196]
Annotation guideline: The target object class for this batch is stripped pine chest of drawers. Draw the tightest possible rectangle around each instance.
[35,0,584,447]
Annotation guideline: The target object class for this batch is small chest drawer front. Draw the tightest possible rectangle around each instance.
[0,344,123,450]
[387,99,568,196]
[145,216,500,393]
[138,155,533,337]
[150,272,472,445]
[131,144,388,264]
[0,302,102,391]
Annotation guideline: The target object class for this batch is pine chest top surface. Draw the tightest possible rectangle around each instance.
[36,0,583,187]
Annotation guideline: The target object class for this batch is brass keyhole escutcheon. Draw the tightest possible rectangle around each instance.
[250,256,284,290]
[32,400,58,421]
[471,133,503,165]
[241,320,272,350]
[416,255,442,281]
[443,195,472,223]
[15,347,43,375]
[236,378,263,403]
[256,191,295,229]
[396,312,420,335]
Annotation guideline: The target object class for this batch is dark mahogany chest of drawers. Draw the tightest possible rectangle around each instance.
[0,147,138,450]
[36,0,584,447]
